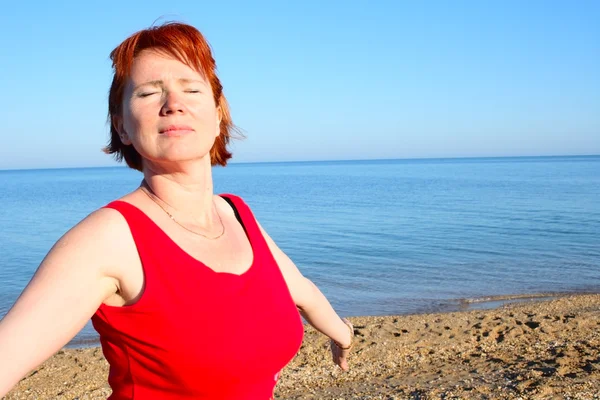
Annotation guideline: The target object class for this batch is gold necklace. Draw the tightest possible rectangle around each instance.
[140,183,225,240]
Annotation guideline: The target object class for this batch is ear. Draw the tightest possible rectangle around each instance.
[112,115,132,145]
[214,106,222,138]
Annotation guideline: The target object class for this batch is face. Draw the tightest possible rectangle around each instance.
[115,49,221,168]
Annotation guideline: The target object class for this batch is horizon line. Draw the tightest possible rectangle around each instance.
[1,154,599,172]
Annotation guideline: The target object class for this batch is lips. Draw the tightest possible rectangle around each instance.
[159,125,195,136]
[159,125,194,135]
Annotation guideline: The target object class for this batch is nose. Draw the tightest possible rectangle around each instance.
[160,91,185,115]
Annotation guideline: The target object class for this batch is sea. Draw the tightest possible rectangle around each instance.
[1,156,599,347]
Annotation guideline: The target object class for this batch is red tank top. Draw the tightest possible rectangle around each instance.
[91,195,304,399]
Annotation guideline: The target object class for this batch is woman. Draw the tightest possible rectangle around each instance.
[0,22,354,399]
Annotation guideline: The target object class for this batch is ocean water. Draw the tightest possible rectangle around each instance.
[0,156,599,347]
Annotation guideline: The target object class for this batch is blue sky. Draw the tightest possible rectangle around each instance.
[1,0,598,169]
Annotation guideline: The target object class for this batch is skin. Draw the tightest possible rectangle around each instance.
[0,49,352,396]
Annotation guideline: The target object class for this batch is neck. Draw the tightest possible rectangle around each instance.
[141,157,217,225]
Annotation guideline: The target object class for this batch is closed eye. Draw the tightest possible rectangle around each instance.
[185,89,201,93]
[138,92,159,98]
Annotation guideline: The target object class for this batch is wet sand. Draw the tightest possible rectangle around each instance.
[5,294,600,399]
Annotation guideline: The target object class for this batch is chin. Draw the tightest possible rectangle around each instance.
[163,150,213,164]
[159,142,214,160]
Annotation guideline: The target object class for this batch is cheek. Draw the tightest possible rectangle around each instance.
[189,100,213,117]
[123,105,153,133]
[190,106,219,131]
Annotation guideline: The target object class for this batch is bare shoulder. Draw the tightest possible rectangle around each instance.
[57,207,128,247]
[50,206,136,276]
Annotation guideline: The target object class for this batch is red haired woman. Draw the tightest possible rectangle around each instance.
[0,22,353,399]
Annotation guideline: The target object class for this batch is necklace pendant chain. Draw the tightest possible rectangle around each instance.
[140,184,225,240]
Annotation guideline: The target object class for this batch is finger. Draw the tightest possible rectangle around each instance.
[340,358,349,371]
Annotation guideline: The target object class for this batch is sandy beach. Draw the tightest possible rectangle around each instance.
[5,294,599,399]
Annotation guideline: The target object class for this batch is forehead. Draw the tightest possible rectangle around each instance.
[128,49,207,83]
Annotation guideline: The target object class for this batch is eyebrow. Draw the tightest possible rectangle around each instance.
[132,78,205,92]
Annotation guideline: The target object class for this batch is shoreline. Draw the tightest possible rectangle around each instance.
[65,290,600,349]
[6,293,600,399]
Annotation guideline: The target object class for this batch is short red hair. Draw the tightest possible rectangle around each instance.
[104,22,236,170]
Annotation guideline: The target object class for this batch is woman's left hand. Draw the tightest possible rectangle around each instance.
[330,318,354,371]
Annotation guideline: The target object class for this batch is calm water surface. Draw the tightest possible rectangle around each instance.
[1,156,599,347]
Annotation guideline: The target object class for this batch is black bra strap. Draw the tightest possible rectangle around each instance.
[221,196,247,234]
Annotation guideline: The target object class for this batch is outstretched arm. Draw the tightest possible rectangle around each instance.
[0,209,127,396]
[258,223,354,370]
